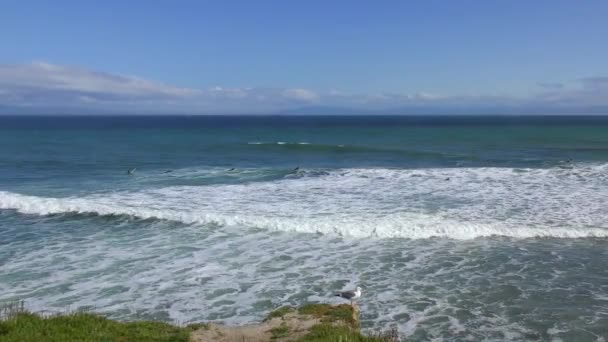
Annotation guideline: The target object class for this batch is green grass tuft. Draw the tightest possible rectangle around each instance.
[296,324,387,342]
[185,322,210,331]
[298,304,357,327]
[269,322,290,339]
[265,306,295,321]
[0,312,191,342]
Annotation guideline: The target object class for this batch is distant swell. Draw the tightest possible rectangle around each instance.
[2,164,608,240]
[246,141,448,158]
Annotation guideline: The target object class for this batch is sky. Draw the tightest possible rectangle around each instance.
[1,0,607,114]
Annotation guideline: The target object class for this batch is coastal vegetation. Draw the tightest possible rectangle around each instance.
[0,301,400,341]
[0,311,193,342]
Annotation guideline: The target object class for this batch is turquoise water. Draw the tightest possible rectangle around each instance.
[1,116,608,340]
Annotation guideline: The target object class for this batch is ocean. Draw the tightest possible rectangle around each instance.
[1,115,607,340]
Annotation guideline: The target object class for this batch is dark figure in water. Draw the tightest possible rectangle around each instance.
[293,166,300,171]
[162,170,173,174]
[445,177,450,181]
[127,168,136,175]
[227,168,235,171]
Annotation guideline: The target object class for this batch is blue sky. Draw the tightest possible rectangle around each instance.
[1,0,607,114]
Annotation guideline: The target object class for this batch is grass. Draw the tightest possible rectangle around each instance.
[269,322,290,339]
[185,322,210,331]
[0,301,25,321]
[298,304,358,328]
[296,324,393,342]
[295,304,401,342]
[0,301,402,342]
[0,312,191,342]
[264,306,295,321]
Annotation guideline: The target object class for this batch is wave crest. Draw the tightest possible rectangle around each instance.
[2,166,608,239]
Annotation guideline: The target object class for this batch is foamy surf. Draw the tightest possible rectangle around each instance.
[3,115,608,340]
[1,166,607,239]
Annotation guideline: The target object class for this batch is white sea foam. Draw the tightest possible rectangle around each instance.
[247,141,314,146]
[2,165,608,338]
[1,165,607,239]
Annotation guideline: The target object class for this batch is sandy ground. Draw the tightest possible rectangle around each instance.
[190,311,321,342]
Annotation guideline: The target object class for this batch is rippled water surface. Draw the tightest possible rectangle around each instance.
[1,116,608,341]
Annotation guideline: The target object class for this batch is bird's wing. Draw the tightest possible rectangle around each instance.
[339,291,356,299]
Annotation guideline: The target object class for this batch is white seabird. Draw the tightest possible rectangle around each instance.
[335,286,362,305]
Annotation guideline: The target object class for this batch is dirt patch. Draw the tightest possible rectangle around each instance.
[190,311,320,342]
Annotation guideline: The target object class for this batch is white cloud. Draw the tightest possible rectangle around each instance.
[281,88,319,102]
[532,76,608,107]
[0,62,607,114]
[0,62,197,102]
[0,62,328,113]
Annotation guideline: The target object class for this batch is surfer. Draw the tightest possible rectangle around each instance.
[127,168,136,175]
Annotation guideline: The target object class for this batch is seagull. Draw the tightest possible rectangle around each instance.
[335,286,362,305]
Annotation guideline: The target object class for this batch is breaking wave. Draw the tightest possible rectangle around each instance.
[1,165,607,239]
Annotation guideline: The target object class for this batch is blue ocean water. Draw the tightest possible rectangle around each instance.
[1,115,607,340]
